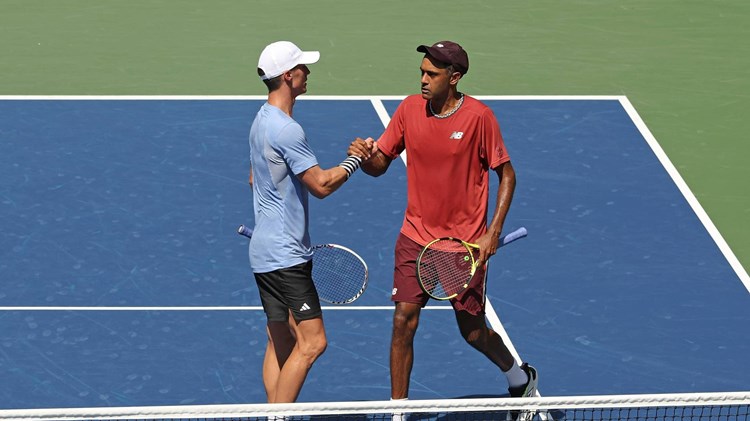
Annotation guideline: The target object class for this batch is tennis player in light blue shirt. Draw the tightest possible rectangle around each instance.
[247,40,372,404]
[249,103,317,273]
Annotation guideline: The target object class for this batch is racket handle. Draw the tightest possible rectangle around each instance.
[238,224,253,238]
[499,226,527,246]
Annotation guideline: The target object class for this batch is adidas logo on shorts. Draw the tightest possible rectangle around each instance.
[300,303,311,311]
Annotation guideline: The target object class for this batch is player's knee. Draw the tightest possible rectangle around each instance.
[310,335,328,357]
[461,327,486,349]
[392,312,418,339]
[300,335,327,360]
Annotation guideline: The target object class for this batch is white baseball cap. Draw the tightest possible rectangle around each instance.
[257,41,320,80]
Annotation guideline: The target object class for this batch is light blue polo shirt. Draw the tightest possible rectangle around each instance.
[248,102,318,273]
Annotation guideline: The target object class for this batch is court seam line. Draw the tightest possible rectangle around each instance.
[618,97,750,294]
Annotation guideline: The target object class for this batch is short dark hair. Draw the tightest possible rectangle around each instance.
[445,63,456,76]
[424,56,459,79]
[258,67,282,92]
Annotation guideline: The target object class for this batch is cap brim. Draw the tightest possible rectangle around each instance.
[299,51,320,65]
[417,45,449,64]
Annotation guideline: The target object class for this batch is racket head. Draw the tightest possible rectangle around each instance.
[311,244,368,304]
[417,237,478,300]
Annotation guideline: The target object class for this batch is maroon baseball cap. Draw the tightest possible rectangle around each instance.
[416,41,469,75]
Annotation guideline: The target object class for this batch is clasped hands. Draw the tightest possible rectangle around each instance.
[347,137,376,160]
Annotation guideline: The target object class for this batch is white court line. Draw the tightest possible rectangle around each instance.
[0,95,625,101]
[619,98,750,294]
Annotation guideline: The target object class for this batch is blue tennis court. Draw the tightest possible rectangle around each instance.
[1,97,748,410]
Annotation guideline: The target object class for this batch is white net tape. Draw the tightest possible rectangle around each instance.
[0,391,748,420]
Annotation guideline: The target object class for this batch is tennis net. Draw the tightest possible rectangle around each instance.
[1,391,748,421]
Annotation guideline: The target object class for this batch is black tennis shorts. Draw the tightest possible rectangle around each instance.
[254,260,322,322]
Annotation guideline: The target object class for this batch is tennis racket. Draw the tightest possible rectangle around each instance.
[238,224,368,304]
[416,227,527,300]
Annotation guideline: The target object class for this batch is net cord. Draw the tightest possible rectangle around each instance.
[1,391,749,420]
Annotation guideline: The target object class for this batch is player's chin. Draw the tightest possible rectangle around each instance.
[420,89,432,100]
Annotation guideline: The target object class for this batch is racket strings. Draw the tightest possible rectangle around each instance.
[311,246,367,304]
[418,240,476,298]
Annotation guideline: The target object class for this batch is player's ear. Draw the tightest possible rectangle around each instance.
[450,71,462,85]
[281,67,296,82]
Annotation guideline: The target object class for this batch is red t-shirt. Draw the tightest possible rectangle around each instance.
[377,94,511,246]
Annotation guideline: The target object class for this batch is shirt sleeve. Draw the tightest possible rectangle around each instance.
[276,121,319,175]
[376,100,407,160]
[482,107,511,169]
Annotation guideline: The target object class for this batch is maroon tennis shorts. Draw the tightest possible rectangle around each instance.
[392,233,486,315]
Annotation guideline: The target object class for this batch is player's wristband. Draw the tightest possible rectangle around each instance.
[338,155,362,179]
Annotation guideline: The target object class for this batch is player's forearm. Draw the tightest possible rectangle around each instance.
[361,150,391,177]
[302,156,363,198]
[308,167,350,198]
[487,162,516,236]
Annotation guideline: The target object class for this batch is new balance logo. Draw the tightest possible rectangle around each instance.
[300,303,311,311]
[449,131,464,140]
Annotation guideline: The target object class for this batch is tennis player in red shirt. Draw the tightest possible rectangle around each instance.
[355,40,538,407]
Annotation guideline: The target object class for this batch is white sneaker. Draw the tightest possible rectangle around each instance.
[507,363,539,420]
[508,363,538,398]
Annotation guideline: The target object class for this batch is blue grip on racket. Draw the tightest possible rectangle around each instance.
[238,224,253,238]
[499,226,527,246]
